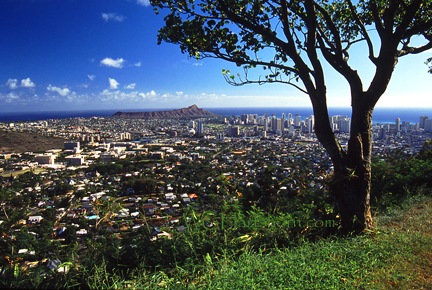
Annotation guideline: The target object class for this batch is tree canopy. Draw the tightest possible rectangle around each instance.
[152,0,432,94]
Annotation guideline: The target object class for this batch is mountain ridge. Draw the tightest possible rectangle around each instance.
[111,105,218,118]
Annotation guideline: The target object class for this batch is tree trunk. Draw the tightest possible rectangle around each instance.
[330,105,374,234]
[331,159,373,234]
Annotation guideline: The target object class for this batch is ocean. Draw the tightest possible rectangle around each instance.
[0,107,431,124]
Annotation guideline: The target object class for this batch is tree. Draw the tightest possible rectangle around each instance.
[151,0,432,232]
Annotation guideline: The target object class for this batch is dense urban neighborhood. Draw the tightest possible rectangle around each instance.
[0,111,431,277]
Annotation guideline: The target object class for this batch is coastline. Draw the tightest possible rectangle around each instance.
[0,107,430,124]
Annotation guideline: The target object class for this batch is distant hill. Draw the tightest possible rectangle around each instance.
[0,130,66,154]
[111,105,218,119]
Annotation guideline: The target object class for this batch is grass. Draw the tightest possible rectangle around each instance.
[62,196,430,290]
[367,195,432,289]
[1,167,47,178]
[4,197,431,289]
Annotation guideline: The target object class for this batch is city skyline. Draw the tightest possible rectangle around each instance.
[1,0,432,112]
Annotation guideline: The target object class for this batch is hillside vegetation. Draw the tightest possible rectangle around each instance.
[0,129,66,154]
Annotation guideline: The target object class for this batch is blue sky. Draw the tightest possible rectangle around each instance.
[1,0,431,112]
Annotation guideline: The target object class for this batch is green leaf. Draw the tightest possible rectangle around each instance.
[14,264,19,277]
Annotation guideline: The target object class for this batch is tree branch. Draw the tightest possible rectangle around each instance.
[313,1,343,58]
[383,0,403,32]
[304,0,326,94]
[394,0,424,38]
[223,69,309,94]
[398,35,432,56]
[346,0,377,64]
[402,20,432,39]
[370,1,385,37]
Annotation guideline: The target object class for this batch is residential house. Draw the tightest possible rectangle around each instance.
[27,215,43,225]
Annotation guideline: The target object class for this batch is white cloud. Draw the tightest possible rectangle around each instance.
[0,92,20,103]
[101,13,125,22]
[134,62,141,67]
[100,57,125,68]
[88,74,96,81]
[100,89,144,102]
[138,90,158,99]
[124,83,136,89]
[109,78,120,89]
[7,92,19,99]
[21,78,36,88]
[6,79,18,89]
[176,91,184,96]
[136,0,150,6]
[148,90,157,97]
[47,85,71,96]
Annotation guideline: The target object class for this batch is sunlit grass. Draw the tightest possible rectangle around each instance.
[87,196,432,290]
[3,196,431,289]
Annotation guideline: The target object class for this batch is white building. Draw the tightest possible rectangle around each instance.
[294,115,301,126]
[396,118,401,132]
[28,215,43,224]
[34,154,56,165]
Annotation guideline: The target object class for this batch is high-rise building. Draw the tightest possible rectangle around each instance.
[289,125,294,133]
[420,115,429,129]
[276,118,282,132]
[300,121,307,133]
[396,118,401,132]
[233,126,240,136]
[294,114,301,126]
[402,121,410,131]
[304,117,313,133]
[271,118,276,131]
[424,119,432,132]
[379,126,386,139]
[196,120,203,134]
[281,113,286,129]
[228,125,239,136]
[241,114,248,123]
[309,115,315,132]
[271,118,282,132]
[339,117,351,133]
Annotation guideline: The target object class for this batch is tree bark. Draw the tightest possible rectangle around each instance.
[327,103,374,234]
